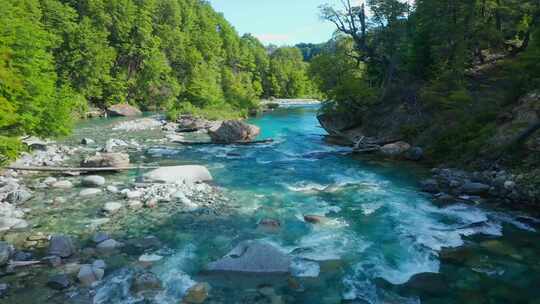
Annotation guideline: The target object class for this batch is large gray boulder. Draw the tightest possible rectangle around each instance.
[48,235,75,258]
[208,120,260,143]
[206,241,291,274]
[81,153,130,169]
[145,166,213,184]
[107,104,142,117]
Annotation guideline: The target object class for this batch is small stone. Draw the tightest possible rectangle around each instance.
[47,274,71,290]
[0,242,14,266]
[43,177,58,185]
[184,282,210,304]
[81,175,106,187]
[77,264,104,286]
[138,254,163,267]
[145,199,158,208]
[27,232,47,241]
[53,197,67,204]
[96,239,122,253]
[52,180,73,189]
[106,185,119,193]
[257,218,281,233]
[6,189,33,204]
[92,232,110,244]
[12,251,33,262]
[128,200,143,210]
[48,235,75,258]
[0,283,7,297]
[132,271,161,293]
[504,180,516,190]
[126,190,142,200]
[103,202,123,214]
[43,255,63,267]
[92,259,106,270]
[303,215,326,224]
[81,138,95,145]
[79,188,102,197]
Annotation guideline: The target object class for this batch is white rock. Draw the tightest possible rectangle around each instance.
[52,180,73,189]
[43,177,58,185]
[128,200,143,210]
[126,190,142,199]
[138,254,163,267]
[103,202,123,214]
[0,217,29,232]
[96,239,123,253]
[145,165,213,184]
[106,186,119,193]
[79,188,102,197]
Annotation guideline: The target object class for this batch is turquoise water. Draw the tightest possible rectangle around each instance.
[132,105,539,303]
[4,105,540,304]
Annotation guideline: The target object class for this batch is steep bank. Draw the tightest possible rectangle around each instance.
[318,59,540,209]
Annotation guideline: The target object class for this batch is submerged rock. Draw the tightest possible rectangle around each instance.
[79,188,102,197]
[145,165,213,184]
[103,202,123,214]
[206,241,291,274]
[48,235,75,258]
[81,175,106,187]
[208,120,260,143]
[257,218,281,233]
[78,264,105,286]
[303,215,327,224]
[0,242,14,266]
[184,282,211,304]
[47,274,71,290]
[52,180,74,189]
[132,271,162,293]
[107,104,142,117]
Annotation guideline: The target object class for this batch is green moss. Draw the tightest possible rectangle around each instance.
[167,102,247,121]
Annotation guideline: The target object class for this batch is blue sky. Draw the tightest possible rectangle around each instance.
[208,0,343,46]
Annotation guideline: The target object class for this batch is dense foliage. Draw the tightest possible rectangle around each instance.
[0,0,315,162]
[313,0,540,111]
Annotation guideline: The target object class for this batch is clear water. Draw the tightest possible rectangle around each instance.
[3,105,540,304]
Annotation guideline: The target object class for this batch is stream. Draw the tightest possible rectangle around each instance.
[2,104,540,304]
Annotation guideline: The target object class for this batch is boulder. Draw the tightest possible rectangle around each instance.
[6,189,32,204]
[184,282,210,304]
[206,241,291,274]
[81,152,130,169]
[48,235,75,258]
[145,166,213,184]
[77,264,104,286]
[106,104,142,117]
[47,274,71,290]
[81,175,106,187]
[461,182,490,195]
[207,120,260,143]
[380,141,411,157]
[0,242,14,266]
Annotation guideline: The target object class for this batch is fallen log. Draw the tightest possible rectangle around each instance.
[174,139,274,145]
[4,165,159,172]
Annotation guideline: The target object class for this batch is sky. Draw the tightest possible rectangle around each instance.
[208,0,344,46]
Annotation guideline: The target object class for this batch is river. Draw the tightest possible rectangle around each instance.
[3,104,540,303]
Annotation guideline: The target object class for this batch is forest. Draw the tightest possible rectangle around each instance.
[0,0,316,161]
[310,0,540,165]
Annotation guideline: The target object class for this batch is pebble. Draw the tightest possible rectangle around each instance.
[128,200,143,210]
[106,185,119,193]
[52,180,73,189]
[79,188,102,197]
[77,264,104,287]
[126,190,142,200]
[81,175,106,187]
[138,253,163,267]
[103,202,123,214]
